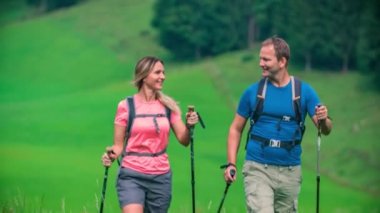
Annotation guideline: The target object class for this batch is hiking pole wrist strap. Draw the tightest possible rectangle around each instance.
[220,163,236,169]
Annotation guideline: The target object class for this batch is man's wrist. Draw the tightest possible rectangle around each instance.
[220,162,236,169]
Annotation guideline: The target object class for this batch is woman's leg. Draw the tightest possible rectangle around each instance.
[122,204,144,213]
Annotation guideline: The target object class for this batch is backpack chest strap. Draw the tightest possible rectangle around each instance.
[251,134,301,151]
[135,113,167,118]
[135,113,168,134]
[260,113,296,122]
[125,148,167,157]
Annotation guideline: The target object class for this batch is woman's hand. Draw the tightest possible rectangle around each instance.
[101,146,117,167]
[186,111,199,127]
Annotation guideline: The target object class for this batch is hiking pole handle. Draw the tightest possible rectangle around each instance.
[187,105,206,129]
[106,148,120,166]
[220,163,236,185]
[230,169,236,178]
[188,105,195,112]
[316,104,324,136]
[227,169,236,186]
[187,105,195,135]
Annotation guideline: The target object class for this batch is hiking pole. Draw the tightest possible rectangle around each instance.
[316,120,322,213]
[187,105,205,213]
[188,105,196,213]
[217,168,236,213]
[99,150,115,213]
[99,166,109,213]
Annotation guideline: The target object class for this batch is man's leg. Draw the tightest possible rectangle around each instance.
[243,161,275,213]
[274,166,302,213]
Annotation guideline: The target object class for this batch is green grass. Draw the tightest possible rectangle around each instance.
[1,0,379,212]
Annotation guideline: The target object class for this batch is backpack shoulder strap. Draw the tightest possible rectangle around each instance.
[291,76,302,124]
[120,96,135,161]
[252,77,268,124]
[165,106,171,125]
[126,96,135,136]
[245,77,268,149]
[291,76,306,139]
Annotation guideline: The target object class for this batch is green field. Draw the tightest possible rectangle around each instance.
[1,0,379,212]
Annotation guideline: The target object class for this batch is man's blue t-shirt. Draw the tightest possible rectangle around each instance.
[237,79,320,166]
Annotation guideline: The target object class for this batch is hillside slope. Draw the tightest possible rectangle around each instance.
[0,0,379,212]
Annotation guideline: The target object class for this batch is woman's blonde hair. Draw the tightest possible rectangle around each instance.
[133,56,180,113]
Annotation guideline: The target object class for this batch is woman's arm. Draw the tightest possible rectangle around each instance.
[171,111,199,146]
[101,124,126,166]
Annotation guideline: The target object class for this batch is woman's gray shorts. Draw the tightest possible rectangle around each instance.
[116,167,172,212]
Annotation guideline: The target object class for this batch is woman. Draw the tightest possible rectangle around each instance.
[101,56,199,213]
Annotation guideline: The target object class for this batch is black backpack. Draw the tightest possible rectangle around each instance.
[120,96,171,159]
[245,76,305,151]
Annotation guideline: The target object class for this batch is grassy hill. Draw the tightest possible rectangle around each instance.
[0,0,379,212]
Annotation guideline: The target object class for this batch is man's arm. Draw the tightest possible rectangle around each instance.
[224,113,247,182]
[312,105,332,135]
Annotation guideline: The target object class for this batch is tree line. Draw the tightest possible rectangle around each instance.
[24,0,379,88]
[152,0,380,78]
[26,0,81,12]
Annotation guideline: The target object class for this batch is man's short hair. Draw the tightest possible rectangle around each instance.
[262,36,290,66]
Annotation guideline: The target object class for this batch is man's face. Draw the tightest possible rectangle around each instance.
[259,44,282,78]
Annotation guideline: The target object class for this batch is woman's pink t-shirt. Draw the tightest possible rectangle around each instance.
[114,95,181,174]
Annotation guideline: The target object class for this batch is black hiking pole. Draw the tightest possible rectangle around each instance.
[99,166,109,213]
[316,121,322,213]
[100,150,116,213]
[187,105,205,213]
[217,168,236,213]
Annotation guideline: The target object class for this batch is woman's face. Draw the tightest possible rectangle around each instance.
[143,61,165,91]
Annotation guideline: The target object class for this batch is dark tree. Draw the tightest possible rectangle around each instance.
[357,0,380,89]
[152,0,253,59]
[26,0,81,12]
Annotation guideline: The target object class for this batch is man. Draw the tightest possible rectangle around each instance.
[223,36,332,212]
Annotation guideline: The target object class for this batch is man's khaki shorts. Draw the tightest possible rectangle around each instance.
[243,160,302,213]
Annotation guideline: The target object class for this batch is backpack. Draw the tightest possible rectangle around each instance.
[245,76,305,151]
[120,96,171,160]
